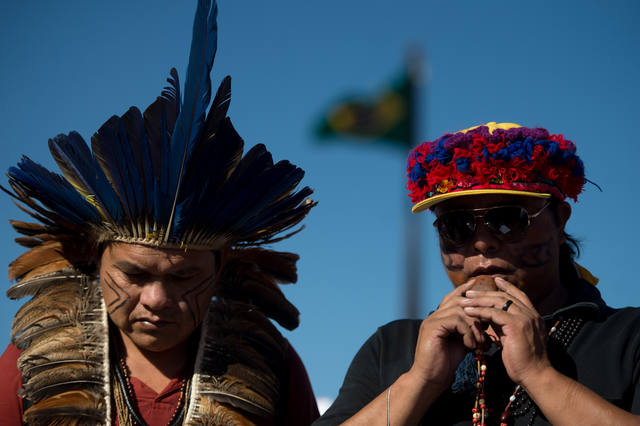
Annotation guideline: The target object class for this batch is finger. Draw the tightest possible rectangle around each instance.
[494,277,535,309]
[434,304,491,337]
[460,295,523,312]
[438,314,480,348]
[462,306,513,328]
[438,282,479,311]
[471,321,486,344]
[462,327,480,350]
[444,281,474,300]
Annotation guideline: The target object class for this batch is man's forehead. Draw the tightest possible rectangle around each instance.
[104,242,215,265]
[433,194,549,213]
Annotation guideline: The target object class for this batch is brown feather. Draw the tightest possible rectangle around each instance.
[17,259,75,284]
[8,219,49,235]
[13,277,110,423]
[196,375,273,417]
[214,250,301,329]
[7,270,80,300]
[23,362,104,402]
[227,248,299,284]
[11,278,96,348]
[23,389,106,424]
[9,236,92,282]
[223,363,278,405]
[214,275,299,331]
[18,326,102,380]
[191,400,257,426]
[9,240,67,280]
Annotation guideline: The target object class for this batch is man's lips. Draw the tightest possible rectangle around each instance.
[470,265,513,278]
[133,318,174,329]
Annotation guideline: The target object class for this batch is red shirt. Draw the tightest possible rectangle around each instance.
[0,342,319,425]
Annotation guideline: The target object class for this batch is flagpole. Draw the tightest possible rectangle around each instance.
[404,47,425,319]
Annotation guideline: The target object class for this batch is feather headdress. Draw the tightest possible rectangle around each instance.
[5,0,316,424]
[6,0,314,251]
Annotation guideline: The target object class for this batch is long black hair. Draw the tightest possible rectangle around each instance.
[551,196,582,283]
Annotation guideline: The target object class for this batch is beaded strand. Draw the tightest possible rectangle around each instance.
[472,319,568,426]
[117,357,189,426]
[471,317,584,426]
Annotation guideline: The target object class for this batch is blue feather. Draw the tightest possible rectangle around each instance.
[48,132,123,222]
[166,0,218,240]
[121,107,155,215]
[8,157,100,225]
[173,117,243,235]
[92,116,141,222]
[142,70,181,222]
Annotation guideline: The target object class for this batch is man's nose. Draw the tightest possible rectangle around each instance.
[139,280,173,311]
[471,220,501,254]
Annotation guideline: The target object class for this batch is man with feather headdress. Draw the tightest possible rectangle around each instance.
[0,1,319,424]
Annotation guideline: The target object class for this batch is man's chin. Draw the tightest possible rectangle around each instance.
[127,331,188,353]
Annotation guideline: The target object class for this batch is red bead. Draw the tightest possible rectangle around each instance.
[480,403,486,409]
[472,419,479,424]
[472,408,478,413]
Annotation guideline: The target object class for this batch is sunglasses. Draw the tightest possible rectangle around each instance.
[433,201,552,246]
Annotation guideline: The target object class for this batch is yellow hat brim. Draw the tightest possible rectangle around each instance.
[411,189,552,213]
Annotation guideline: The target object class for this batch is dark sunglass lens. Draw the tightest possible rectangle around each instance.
[484,206,528,239]
[437,211,476,245]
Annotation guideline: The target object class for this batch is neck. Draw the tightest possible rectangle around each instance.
[118,331,192,393]
[535,276,569,316]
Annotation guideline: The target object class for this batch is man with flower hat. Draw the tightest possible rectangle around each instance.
[315,122,640,425]
[0,1,319,424]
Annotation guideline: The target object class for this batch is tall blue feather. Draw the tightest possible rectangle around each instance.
[91,116,142,223]
[166,0,218,240]
[121,107,154,215]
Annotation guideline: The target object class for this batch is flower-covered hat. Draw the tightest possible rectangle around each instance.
[406,122,586,212]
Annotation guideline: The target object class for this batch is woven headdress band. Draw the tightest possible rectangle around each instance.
[4,0,315,252]
[406,122,586,212]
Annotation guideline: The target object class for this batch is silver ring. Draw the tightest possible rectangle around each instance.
[502,300,514,312]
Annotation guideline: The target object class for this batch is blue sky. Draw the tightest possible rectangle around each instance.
[1,0,639,403]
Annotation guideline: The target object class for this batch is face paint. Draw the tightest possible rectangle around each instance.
[99,243,218,353]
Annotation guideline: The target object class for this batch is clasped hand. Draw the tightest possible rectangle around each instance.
[409,277,551,395]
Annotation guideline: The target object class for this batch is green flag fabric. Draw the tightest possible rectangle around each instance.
[315,71,414,148]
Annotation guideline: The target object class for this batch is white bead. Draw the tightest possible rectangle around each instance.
[509,395,516,402]
[480,365,487,372]
[550,326,557,333]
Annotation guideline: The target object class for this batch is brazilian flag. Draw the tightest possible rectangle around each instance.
[315,71,414,148]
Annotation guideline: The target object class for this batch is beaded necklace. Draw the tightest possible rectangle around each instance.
[472,316,584,426]
[113,356,190,426]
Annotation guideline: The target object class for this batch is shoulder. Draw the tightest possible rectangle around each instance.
[347,319,422,387]
[0,342,22,382]
[377,318,422,338]
[368,318,422,354]
[0,343,24,424]
[281,340,319,425]
[574,305,640,350]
